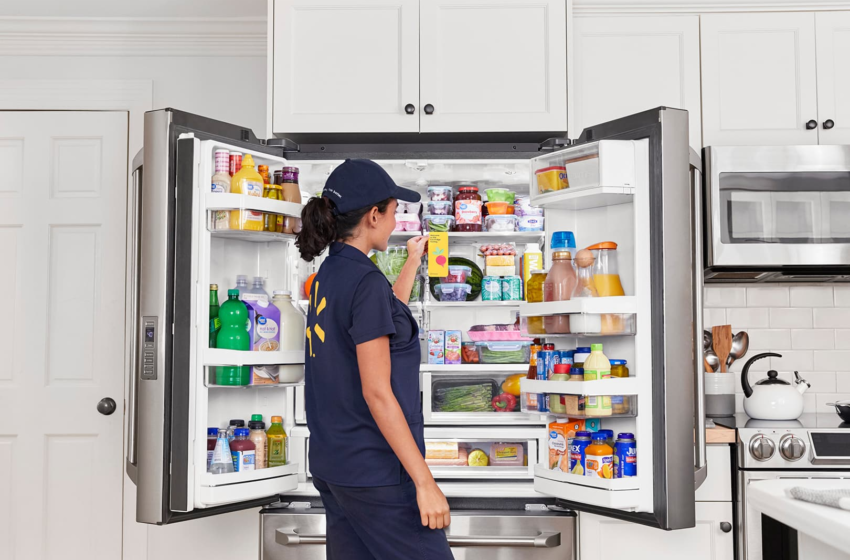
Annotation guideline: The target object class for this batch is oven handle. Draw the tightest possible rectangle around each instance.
[276,529,561,548]
[691,147,708,490]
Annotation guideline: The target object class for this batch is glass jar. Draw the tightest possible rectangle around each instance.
[610,359,630,414]
[279,166,302,234]
[454,185,482,232]
[525,270,547,335]
[542,251,577,334]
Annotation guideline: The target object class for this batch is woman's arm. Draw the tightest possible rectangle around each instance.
[392,236,427,304]
[357,337,451,530]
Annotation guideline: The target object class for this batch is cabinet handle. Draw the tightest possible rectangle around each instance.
[806,119,818,130]
[824,119,835,129]
[404,103,415,115]
[424,104,435,115]
[720,522,732,533]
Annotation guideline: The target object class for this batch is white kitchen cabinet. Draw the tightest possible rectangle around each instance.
[701,12,819,146]
[271,0,420,134]
[418,0,567,133]
[579,502,734,560]
[571,15,702,148]
[816,11,850,145]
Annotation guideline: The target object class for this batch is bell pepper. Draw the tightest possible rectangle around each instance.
[492,392,517,412]
[500,373,525,396]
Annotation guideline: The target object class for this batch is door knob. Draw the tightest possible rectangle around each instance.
[424,104,435,115]
[720,522,732,533]
[824,119,835,129]
[806,119,818,130]
[97,397,117,416]
[404,103,415,115]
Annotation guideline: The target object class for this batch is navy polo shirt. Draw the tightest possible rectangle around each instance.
[305,242,424,487]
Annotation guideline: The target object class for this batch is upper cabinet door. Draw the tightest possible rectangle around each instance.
[272,0,420,134]
[418,0,567,133]
[571,15,702,148]
[701,12,819,146]
[816,11,850,145]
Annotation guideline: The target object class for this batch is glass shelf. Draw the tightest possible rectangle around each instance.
[204,349,304,366]
[210,229,296,243]
[533,464,640,491]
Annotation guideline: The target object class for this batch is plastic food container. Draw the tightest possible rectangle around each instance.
[436,283,472,302]
[514,197,543,217]
[466,330,533,342]
[443,265,472,283]
[427,186,453,202]
[485,188,515,204]
[394,214,422,232]
[485,265,516,277]
[518,216,545,232]
[485,201,510,215]
[461,341,479,363]
[485,215,518,232]
[474,341,532,364]
[422,215,455,232]
[536,165,568,193]
[396,200,422,214]
[427,201,453,216]
[489,442,525,466]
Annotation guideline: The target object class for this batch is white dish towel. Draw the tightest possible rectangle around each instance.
[786,487,850,511]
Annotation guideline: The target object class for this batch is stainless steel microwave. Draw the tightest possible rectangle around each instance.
[703,145,850,283]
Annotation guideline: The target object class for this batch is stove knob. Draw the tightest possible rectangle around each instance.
[779,434,806,461]
[749,435,775,461]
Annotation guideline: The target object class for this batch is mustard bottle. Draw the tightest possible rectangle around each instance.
[229,153,265,231]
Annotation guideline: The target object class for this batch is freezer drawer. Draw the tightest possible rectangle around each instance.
[261,506,576,560]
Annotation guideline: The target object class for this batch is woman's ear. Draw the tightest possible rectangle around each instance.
[367,206,381,228]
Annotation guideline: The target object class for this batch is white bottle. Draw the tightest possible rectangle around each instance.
[272,290,306,383]
[210,149,231,230]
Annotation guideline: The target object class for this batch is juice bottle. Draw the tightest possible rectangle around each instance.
[229,153,265,231]
[209,284,220,349]
[542,251,577,334]
[585,433,614,479]
[230,428,256,472]
[588,242,626,334]
[521,243,543,300]
[267,416,287,467]
[583,344,612,417]
[215,290,251,386]
[249,415,267,469]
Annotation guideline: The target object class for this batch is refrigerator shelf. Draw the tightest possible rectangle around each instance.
[204,349,305,366]
[429,465,531,480]
[205,381,304,389]
[204,192,304,218]
[424,411,547,426]
[389,231,422,242]
[445,231,545,245]
[209,229,296,243]
[429,300,521,308]
[534,464,640,491]
[521,377,639,396]
[421,364,528,372]
[199,463,300,488]
[532,186,635,211]
[520,297,637,316]
[198,464,300,507]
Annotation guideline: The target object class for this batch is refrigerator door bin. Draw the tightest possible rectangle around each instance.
[530,140,638,200]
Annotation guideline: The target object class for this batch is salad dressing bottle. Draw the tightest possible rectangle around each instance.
[229,153,265,231]
[583,344,612,417]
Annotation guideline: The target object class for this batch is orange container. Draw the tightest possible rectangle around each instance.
[485,201,509,215]
[585,435,614,479]
[536,165,568,194]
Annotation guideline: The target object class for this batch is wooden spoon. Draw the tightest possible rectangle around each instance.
[712,325,733,373]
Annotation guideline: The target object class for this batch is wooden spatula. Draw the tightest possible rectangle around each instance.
[712,325,733,373]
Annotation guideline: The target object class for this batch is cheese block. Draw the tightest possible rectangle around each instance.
[485,265,516,277]
[425,441,459,460]
[485,255,516,267]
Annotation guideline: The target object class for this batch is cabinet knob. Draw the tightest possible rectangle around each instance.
[720,522,732,533]
[424,104,435,115]
[824,119,835,130]
[404,103,415,115]
[806,119,818,130]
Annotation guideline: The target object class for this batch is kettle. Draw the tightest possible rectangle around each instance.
[741,352,810,420]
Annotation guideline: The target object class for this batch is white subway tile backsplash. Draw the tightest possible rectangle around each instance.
[803,392,818,413]
[745,329,790,351]
[837,372,850,393]
[770,308,813,329]
[813,308,850,329]
[735,393,745,413]
[748,287,789,307]
[705,286,746,308]
[836,330,850,350]
[770,351,813,371]
[727,307,770,328]
[703,308,726,329]
[800,372,837,393]
[814,351,850,371]
[835,286,850,307]
[791,329,835,350]
[789,286,834,307]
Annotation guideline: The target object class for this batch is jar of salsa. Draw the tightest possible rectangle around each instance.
[454,185,482,232]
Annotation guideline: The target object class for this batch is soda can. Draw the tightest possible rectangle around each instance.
[568,431,592,475]
[482,276,502,301]
[500,276,522,301]
[229,151,243,176]
[614,433,637,478]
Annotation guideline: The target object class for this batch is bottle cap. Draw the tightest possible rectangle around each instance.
[609,359,627,365]
[554,364,571,374]
[251,414,263,422]
[571,367,584,376]
[236,274,247,282]
[241,153,256,169]
[271,416,283,423]
[550,231,576,250]
[229,419,245,427]
[249,421,265,430]
[598,430,614,438]
[574,431,591,438]
[617,433,635,440]
[207,427,219,436]
[234,428,250,437]
[227,289,239,297]
[210,284,218,290]
[591,433,608,441]
[273,290,292,296]
[253,276,265,285]
[591,343,603,352]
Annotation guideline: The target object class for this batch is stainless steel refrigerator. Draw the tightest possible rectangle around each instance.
[126,107,705,557]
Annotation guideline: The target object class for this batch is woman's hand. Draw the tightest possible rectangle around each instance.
[406,235,428,262]
[415,479,451,530]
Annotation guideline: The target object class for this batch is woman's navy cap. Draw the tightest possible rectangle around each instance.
[322,159,420,214]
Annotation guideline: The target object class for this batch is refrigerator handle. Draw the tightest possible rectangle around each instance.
[275,530,562,548]
[691,148,708,489]
[125,157,143,483]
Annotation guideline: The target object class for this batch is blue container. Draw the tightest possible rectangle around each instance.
[560,350,575,365]
[569,431,592,475]
[550,231,577,251]
[597,429,615,448]
[614,433,637,478]
[536,350,555,412]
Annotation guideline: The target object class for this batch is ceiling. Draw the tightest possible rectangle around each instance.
[0,0,266,18]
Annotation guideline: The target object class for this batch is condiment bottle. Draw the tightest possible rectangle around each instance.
[229,153,265,231]
[583,344,612,417]
[549,363,571,415]
[210,149,231,229]
[542,251,577,334]
[267,416,287,467]
[523,341,543,412]
[610,359,630,414]
[279,166,302,234]
[230,428,256,472]
[454,185,483,232]
[263,174,282,232]
[249,415,267,470]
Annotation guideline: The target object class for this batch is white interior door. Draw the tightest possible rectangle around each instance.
[419,0,567,133]
[571,15,702,148]
[0,111,128,560]
[815,11,850,145]
[701,12,819,146]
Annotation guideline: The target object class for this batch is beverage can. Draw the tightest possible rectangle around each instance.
[568,432,592,475]
[614,433,637,478]
[482,276,502,301]
[500,276,522,301]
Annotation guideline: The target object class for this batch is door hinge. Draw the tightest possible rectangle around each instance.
[525,503,549,511]
[265,137,301,155]
[538,137,571,152]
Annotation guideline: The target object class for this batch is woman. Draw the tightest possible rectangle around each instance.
[297,159,453,560]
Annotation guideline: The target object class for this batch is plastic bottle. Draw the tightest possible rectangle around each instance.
[226,419,245,442]
[230,428,256,472]
[267,416,287,467]
[210,149,231,229]
[233,275,249,298]
[206,427,218,472]
[215,290,251,386]
[209,429,234,474]
[521,243,544,300]
[542,250,577,334]
[249,415,267,470]
[271,291,306,382]
[583,344,612,417]
[572,249,598,298]
[229,153,265,231]
[246,276,269,301]
[585,433,614,479]
[209,284,221,349]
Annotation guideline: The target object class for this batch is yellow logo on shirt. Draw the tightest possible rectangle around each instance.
[306,280,327,357]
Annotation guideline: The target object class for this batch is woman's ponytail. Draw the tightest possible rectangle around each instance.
[296,196,338,261]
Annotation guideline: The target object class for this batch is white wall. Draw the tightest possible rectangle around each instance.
[704,285,850,413]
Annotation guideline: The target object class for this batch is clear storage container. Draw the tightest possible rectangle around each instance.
[394,214,421,232]
[427,186,453,202]
[426,201,453,216]
[485,215,518,232]
[422,215,455,232]
[435,283,472,302]
[474,341,532,364]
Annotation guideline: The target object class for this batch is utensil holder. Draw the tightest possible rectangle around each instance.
[704,371,736,418]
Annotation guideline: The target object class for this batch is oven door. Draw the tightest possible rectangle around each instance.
[705,145,850,268]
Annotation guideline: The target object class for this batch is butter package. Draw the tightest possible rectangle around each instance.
[428,330,445,364]
[445,330,462,365]
[242,294,281,384]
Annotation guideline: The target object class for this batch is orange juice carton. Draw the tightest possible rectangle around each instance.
[242,294,281,384]
[548,421,570,471]
[445,330,462,365]
[428,330,445,364]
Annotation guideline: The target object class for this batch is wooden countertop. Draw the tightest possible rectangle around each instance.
[706,425,736,444]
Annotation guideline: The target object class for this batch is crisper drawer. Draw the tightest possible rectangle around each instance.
[424,427,544,481]
[423,371,548,426]
[261,507,576,560]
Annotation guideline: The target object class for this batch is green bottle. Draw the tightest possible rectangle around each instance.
[209,284,221,349]
[266,415,287,467]
[215,289,251,385]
